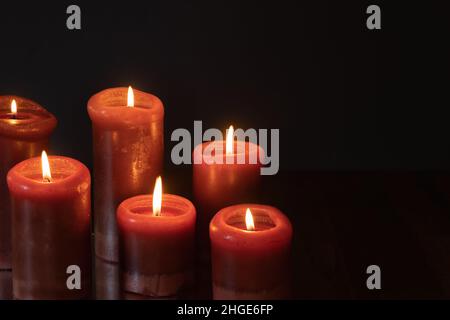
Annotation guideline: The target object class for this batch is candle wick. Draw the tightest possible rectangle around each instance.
[11,114,16,120]
[43,177,52,183]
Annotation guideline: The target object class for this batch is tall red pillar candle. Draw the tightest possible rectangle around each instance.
[0,96,57,270]
[88,86,164,262]
[7,153,91,299]
[117,177,196,298]
[210,204,292,300]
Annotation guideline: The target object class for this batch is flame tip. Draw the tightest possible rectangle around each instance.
[127,86,134,107]
[226,125,234,154]
[153,176,162,216]
[11,99,17,114]
[41,150,52,182]
[245,208,255,231]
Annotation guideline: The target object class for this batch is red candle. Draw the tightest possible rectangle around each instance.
[88,86,164,262]
[0,96,56,270]
[7,152,91,299]
[117,177,196,298]
[193,126,264,216]
[193,126,264,247]
[210,204,293,300]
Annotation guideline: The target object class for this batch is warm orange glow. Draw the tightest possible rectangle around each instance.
[153,176,162,216]
[11,99,17,114]
[41,151,52,182]
[127,86,134,107]
[245,208,255,231]
[226,125,234,154]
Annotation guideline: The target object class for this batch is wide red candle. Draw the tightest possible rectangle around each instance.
[88,87,164,262]
[117,181,196,298]
[7,154,91,299]
[0,96,56,270]
[210,204,292,300]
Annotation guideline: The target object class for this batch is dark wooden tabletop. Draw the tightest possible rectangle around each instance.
[2,171,450,300]
[282,172,450,299]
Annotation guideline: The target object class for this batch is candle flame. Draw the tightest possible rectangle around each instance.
[127,86,134,107]
[153,176,162,216]
[226,125,234,154]
[41,151,52,182]
[11,99,17,114]
[245,208,255,231]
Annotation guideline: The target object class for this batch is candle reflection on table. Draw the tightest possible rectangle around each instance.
[0,270,12,300]
[95,257,120,300]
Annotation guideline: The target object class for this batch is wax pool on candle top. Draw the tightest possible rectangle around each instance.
[117,178,196,298]
[210,204,292,300]
[0,96,56,270]
[88,87,164,262]
[7,154,91,299]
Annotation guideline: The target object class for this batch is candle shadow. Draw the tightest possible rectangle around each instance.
[0,270,12,300]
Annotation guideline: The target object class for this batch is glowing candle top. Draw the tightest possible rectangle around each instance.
[0,96,57,140]
[87,87,164,129]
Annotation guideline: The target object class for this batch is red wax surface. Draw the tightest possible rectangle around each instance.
[88,87,164,262]
[193,140,264,264]
[210,204,292,300]
[117,194,196,297]
[7,156,91,299]
[0,95,56,269]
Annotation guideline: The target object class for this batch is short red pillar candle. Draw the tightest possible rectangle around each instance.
[88,86,164,262]
[0,96,56,270]
[117,177,196,298]
[210,204,293,300]
[7,153,91,299]
[193,126,264,217]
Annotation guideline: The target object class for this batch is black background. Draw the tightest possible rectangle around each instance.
[1,1,449,172]
[2,1,450,300]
